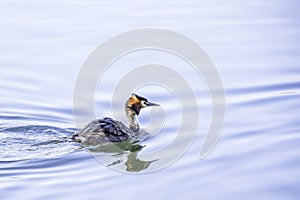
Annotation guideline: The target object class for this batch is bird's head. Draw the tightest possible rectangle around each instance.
[126,93,159,115]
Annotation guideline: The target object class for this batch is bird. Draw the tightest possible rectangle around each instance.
[72,93,159,145]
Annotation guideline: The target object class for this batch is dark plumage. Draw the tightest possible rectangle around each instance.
[73,118,131,144]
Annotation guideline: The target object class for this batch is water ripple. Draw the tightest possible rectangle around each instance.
[0,124,77,162]
[228,81,300,95]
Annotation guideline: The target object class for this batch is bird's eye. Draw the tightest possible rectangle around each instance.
[141,100,147,107]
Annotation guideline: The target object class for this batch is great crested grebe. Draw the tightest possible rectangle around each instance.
[72,94,159,145]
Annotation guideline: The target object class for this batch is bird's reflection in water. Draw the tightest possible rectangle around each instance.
[124,151,157,172]
[86,140,157,172]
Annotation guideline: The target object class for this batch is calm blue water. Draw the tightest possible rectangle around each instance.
[1,0,300,199]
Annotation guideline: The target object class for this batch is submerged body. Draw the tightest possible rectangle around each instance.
[72,94,159,145]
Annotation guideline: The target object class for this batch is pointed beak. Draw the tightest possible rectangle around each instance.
[145,101,160,107]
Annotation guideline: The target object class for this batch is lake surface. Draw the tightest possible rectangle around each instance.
[1,0,300,199]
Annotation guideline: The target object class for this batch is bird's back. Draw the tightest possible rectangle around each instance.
[73,117,132,145]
